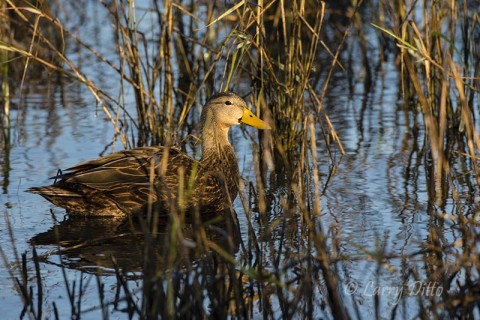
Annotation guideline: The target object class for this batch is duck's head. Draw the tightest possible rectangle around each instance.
[201,92,271,130]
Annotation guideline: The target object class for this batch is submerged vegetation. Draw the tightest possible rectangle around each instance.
[1,0,479,319]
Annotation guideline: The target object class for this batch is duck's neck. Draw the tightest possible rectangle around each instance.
[201,124,232,161]
[199,111,239,198]
[200,121,240,204]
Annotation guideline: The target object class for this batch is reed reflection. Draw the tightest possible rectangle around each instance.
[30,212,241,274]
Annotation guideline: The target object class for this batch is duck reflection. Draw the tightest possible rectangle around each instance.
[30,212,241,273]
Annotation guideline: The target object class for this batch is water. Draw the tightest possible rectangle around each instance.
[1,1,479,319]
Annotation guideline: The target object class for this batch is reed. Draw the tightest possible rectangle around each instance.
[371,0,480,317]
[374,0,480,194]
[0,0,12,196]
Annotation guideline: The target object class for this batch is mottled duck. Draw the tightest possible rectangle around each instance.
[28,92,271,217]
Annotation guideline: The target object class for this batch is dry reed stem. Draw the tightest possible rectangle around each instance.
[2,3,130,147]
[450,60,480,185]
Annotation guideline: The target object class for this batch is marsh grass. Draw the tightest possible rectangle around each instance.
[374,1,480,187]
[371,1,480,317]
[0,0,11,194]
[1,0,480,319]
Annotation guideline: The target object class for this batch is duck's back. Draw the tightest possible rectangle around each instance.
[28,146,199,216]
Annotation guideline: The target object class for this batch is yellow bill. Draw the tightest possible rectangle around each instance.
[240,108,272,129]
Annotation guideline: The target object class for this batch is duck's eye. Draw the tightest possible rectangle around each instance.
[225,100,232,105]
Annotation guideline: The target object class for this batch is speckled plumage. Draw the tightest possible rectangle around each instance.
[28,92,270,217]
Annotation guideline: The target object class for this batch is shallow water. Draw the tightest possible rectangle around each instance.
[1,1,479,319]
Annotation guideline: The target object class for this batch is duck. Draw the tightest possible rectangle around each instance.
[28,92,271,217]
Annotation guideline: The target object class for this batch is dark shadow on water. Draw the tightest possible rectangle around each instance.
[29,212,241,274]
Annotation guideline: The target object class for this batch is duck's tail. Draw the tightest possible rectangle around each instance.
[27,186,82,198]
[27,185,126,216]
[27,186,84,213]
